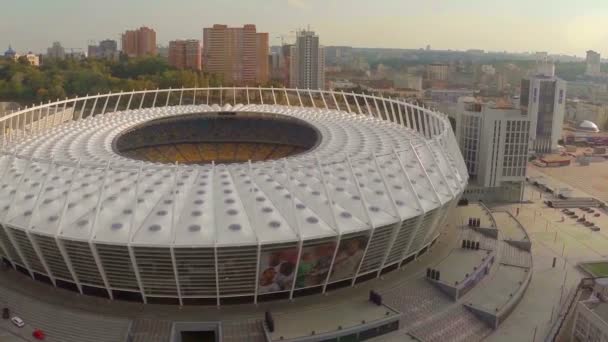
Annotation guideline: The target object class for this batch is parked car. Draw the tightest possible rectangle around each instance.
[11,316,24,328]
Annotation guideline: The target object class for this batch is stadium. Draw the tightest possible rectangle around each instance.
[0,87,467,306]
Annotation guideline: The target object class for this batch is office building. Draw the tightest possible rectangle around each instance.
[586,50,601,77]
[520,64,567,153]
[456,97,531,202]
[46,42,66,60]
[202,24,269,85]
[426,63,449,81]
[572,278,608,341]
[168,40,202,71]
[121,27,157,57]
[88,39,118,60]
[289,30,325,89]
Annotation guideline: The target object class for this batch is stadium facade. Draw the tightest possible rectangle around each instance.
[0,88,467,305]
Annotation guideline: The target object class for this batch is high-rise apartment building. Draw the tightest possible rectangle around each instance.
[202,24,269,85]
[456,97,531,202]
[586,50,601,77]
[289,30,325,89]
[520,63,567,153]
[168,40,202,71]
[46,42,66,60]
[121,27,157,57]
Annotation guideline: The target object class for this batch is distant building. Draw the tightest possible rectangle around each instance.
[426,63,449,81]
[392,74,423,91]
[3,45,16,59]
[566,100,608,131]
[586,50,601,77]
[47,42,66,60]
[22,52,40,66]
[572,278,608,341]
[456,97,531,202]
[88,39,118,60]
[324,46,353,66]
[168,40,202,71]
[203,24,269,85]
[520,64,567,153]
[121,27,157,57]
[289,30,325,89]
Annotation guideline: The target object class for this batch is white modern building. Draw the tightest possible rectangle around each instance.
[572,278,608,342]
[520,64,567,153]
[455,97,531,202]
[586,50,602,77]
[289,30,325,89]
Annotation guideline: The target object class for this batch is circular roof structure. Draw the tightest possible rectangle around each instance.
[0,89,467,248]
[577,120,600,132]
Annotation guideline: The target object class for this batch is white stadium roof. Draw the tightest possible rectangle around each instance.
[0,102,466,247]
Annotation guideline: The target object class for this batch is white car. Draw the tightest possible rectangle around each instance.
[10,316,24,328]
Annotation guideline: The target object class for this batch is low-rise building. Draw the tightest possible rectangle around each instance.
[572,278,608,341]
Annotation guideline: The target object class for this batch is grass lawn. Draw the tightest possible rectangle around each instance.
[581,262,608,277]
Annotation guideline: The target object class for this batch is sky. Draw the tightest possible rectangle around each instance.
[2,0,608,56]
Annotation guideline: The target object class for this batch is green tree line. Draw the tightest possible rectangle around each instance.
[0,56,229,105]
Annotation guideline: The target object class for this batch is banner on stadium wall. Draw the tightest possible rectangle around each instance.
[328,234,368,282]
[257,247,298,294]
[294,242,337,289]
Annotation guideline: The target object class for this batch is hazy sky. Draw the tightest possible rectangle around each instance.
[2,0,608,56]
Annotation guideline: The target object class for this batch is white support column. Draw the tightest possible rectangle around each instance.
[139,90,146,109]
[396,101,404,126]
[342,91,351,113]
[101,93,111,115]
[127,245,147,303]
[363,96,372,117]
[346,154,375,285]
[259,87,264,105]
[253,243,262,305]
[380,95,390,121]
[271,86,277,105]
[330,90,340,111]
[152,89,159,108]
[77,97,88,121]
[283,88,290,106]
[55,237,83,293]
[113,92,123,113]
[89,96,99,118]
[89,242,113,299]
[179,87,184,106]
[353,92,362,116]
[126,91,134,110]
[308,89,316,108]
[314,155,343,293]
[1,157,35,279]
[373,96,381,120]
[206,88,210,105]
[320,90,329,109]
[246,86,250,105]
[232,86,236,105]
[297,89,303,107]
[388,98,397,124]
[192,88,197,105]
[404,102,412,128]
[165,88,172,107]
[169,246,183,305]
[392,149,426,262]
[26,161,58,286]
[214,245,220,306]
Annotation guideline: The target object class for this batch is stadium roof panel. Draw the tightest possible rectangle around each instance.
[2,102,467,247]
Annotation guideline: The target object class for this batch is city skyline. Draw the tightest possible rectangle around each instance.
[2,0,608,56]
